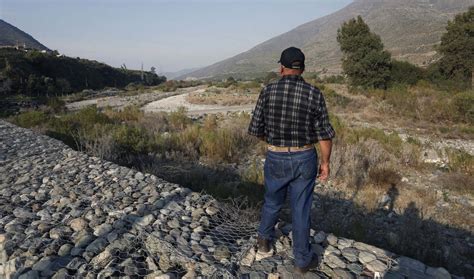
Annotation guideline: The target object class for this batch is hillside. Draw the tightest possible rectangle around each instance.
[0,19,49,50]
[0,48,166,98]
[181,0,474,79]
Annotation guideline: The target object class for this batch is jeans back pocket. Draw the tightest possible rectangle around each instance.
[265,158,286,179]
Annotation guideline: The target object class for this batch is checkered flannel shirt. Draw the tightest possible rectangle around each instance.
[248,75,335,146]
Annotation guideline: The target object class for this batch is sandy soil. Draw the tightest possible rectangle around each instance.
[141,87,255,115]
[66,86,208,111]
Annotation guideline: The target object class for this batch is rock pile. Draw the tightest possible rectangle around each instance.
[0,120,458,278]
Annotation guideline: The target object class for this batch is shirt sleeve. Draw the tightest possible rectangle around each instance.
[314,91,335,141]
[248,88,266,137]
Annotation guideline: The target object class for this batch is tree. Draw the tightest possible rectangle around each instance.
[337,16,391,89]
[263,72,279,84]
[150,66,156,74]
[438,6,474,87]
[56,78,71,95]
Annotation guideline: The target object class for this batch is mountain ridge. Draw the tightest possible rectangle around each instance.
[0,19,49,51]
[180,0,473,79]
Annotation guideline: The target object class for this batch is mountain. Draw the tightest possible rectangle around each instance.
[0,19,49,51]
[181,0,474,79]
[163,67,202,80]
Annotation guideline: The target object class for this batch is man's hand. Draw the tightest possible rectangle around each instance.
[318,162,330,183]
[318,139,332,183]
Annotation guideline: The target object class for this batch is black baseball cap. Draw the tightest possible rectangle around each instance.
[278,47,305,70]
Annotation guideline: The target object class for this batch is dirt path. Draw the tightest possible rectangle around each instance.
[141,88,255,115]
[66,86,208,111]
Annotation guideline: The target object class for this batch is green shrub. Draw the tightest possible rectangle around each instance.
[112,125,153,154]
[169,107,191,131]
[46,97,66,113]
[446,149,474,175]
[200,128,241,163]
[324,88,351,108]
[346,128,403,156]
[452,91,474,123]
[323,75,345,84]
[70,105,111,127]
[106,105,144,122]
[390,60,424,86]
[10,110,49,128]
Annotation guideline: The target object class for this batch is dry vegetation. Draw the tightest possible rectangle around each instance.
[185,84,260,106]
[5,79,474,276]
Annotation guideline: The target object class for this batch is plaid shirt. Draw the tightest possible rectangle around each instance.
[248,75,335,146]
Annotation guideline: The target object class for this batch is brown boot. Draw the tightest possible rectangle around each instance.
[294,255,319,274]
[257,236,271,253]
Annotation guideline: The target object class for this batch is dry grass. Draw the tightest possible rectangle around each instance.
[439,173,474,196]
[186,87,259,106]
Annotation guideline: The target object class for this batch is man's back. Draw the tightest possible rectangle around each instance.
[248,75,334,147]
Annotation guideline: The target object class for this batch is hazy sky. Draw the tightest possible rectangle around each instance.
[1,0,352,72]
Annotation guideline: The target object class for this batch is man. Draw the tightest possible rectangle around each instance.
[248,47,335,274]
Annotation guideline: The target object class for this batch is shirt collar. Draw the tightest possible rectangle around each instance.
[280,75,304,81]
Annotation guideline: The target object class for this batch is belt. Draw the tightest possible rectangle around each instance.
[267,144,314,152]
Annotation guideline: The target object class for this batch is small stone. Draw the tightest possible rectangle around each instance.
[347,263,364,275]
[333,268,355,279]
[394,256,426,275]
[314,231,326,244]
[249,271,266,279]
[425,267,451,279]
[325,253,346,269]
[154,274,175,279]
[13,208,35,219]
[191,208,205,219]
[341,247,359,262]
[70,218,88,232]
[324,245,341,256]
[0,234,7,244]
[200,234,214,247]
[255,248,274,261]
[358,251,376,264]
[327,233,337,245]
[74,232,94,248]
[337,238,353,250]
[241,248,256,266]
[52,268,68,279]
[366,259,388,273]
[93,224,112,237]
[135,172,145,180]
[191,232,202,241]
[19,270,39,279]
[90,249,112,268]
[205,206,218,216]
[85,237,108,254]
[167,219,180,229]
[214,245,231,261]
[135,214,154,227]
[66,257,86,270]
[32,256,54,273]
[58,244,73,257]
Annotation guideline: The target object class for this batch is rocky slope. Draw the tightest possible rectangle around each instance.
[0,120,460,278]
[181,0,473,79]
[0,20,49,50]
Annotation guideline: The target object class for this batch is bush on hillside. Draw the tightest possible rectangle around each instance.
[390,60,424,86]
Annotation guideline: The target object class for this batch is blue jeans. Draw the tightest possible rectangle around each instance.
[258,147,317,268]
